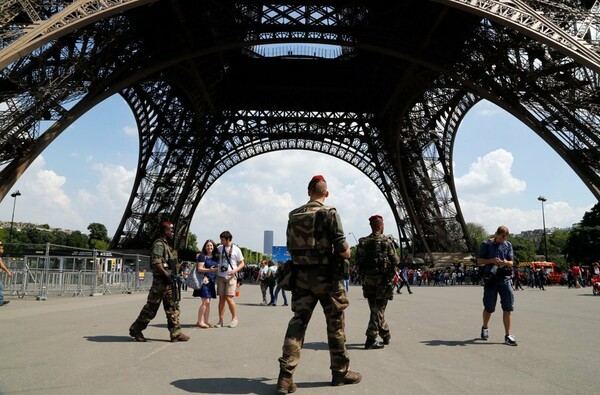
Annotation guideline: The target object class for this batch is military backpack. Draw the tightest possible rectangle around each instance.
[357,234,394,277]
[286,204,335,265]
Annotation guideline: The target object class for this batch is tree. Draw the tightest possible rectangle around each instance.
[508,235,536,263]
[466,223,488,253]
[68,231,89,248]
[548,229,569,252]
[87,223,110,242]
[187,232,199,251]
[563,202,600,265]
[87,223,110,249]
[89,238,110,250]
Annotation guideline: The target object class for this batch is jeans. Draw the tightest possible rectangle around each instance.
[341,278,349,293]
[273,283,288,305]
[0,280,4,304]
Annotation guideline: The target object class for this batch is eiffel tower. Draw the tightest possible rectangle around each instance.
[0,1,599,257]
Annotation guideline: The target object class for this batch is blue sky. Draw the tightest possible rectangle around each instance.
[0,95,595,252]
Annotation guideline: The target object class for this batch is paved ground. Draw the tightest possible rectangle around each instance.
[0,283,598,395]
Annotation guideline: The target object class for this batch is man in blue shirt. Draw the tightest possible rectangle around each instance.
[477,225,517,346]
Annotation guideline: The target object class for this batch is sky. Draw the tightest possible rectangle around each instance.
[0,95,596,252]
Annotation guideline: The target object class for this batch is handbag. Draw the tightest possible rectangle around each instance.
[277,260,295,291]
[185,264,203,290]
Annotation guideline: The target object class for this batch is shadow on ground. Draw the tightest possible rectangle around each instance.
[171,377,329,394]
[420,338,497,346]
[84,335,170,343]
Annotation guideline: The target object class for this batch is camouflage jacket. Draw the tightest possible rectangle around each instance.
[356,232,399,279]
[152,237,174,273]
[286,200,349,265]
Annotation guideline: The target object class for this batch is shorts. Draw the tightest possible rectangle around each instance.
[217,275,237,296]
[482,277,514,313]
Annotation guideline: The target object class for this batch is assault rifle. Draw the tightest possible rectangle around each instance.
[168,258,180,304]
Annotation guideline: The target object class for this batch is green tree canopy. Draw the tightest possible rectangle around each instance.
[87,223,110,242]
[508,235,537,263]
[68,231,89,248]
[563,202,600,265]
[466,223,488,253]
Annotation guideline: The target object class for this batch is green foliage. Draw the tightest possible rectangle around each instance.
[579,202,600,227]
[466,223,488,252]
[240,246,264,264]
[187,232,199,251]
[551,255,567,270]
[68,231,89,248]
[563,226,600,265]
[87,223,110,242]
[89,238,110,250]
[87,222,111,249]
[563,202,600,265]
[508,235,537,263]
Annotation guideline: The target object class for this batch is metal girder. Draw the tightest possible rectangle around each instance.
[0,0,599,257]
[113,77,410,249]
[433,0,600,71]
[0,0,156,68]
[449,21,600,197]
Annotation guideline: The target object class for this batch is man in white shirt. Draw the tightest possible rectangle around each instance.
[216,230,245,328]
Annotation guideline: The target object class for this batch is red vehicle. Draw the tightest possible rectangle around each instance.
[592,275,600,296]
[521,262,562,284]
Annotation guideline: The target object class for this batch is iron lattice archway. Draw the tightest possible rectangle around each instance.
[0,1,599,259]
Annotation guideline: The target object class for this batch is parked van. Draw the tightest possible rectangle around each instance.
[520,261,562,284]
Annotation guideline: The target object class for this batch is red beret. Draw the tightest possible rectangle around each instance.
[369,215,383,223]
[308,175,326,190]
[162,221,174,230]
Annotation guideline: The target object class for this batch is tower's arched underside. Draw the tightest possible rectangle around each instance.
[0,1,599,256]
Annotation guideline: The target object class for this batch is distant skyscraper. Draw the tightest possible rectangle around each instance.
[264,230,274,255]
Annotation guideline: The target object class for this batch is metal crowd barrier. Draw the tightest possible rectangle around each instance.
[0,243,152,300]
[1,268,154,299]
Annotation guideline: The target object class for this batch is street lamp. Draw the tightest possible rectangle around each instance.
[537,196,548,262]
[348,232,358,244]
[9,190,21,244]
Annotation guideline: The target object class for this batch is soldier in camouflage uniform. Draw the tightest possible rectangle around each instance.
[276,175,361,394]
[356,215,400,349]
[129,221,189,342]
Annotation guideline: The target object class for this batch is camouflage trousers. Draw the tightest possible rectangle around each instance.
[129,274,182,338]
[278,265,350,376]
[362,276,392,340]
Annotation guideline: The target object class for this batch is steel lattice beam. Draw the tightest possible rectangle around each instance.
[0,1,599,260]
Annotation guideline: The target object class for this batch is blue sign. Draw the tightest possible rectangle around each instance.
[272,246,291,263]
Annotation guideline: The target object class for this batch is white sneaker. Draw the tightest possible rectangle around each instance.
[481,327,489,341]
[504,334,518,346]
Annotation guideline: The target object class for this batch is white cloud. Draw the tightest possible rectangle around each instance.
[123,126,137,136]
[190,151,398,252]
[455,149,526,201]
[0,147,592,253]
[454,150,591,235]
[0,156,84,229]
[90,163,135,208]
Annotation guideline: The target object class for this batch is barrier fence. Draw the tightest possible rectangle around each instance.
[0,243,152,299]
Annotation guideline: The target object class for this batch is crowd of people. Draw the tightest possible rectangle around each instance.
[124,174,595,394]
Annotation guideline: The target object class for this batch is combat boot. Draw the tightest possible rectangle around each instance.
[129,330,146,342]
[365,338,384,350]
[170,332,190,342]
[331,370,362,386]
[276,372,297,394]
